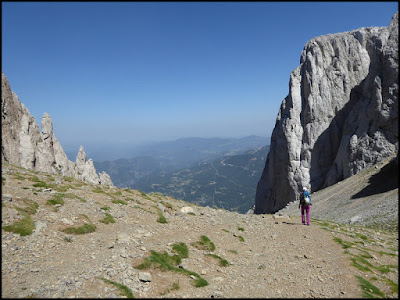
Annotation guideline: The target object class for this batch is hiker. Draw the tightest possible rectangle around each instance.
[298,187,311,225]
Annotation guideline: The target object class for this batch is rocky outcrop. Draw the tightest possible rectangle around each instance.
[255,13,398,214]
[1,72,114,187]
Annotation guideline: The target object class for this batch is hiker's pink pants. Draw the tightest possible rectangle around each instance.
[301,205,310,225]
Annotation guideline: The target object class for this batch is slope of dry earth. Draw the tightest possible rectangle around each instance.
[2,162,397,298]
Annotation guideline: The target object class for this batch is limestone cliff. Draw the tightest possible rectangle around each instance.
[255,13,398,214]
[1,72,114,187]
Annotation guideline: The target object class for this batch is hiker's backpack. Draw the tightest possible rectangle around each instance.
[302,190,311,206]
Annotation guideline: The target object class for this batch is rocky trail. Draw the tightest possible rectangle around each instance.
[2,163,398,298]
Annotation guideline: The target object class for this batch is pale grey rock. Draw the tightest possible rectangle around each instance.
[138,271,152,282]
[1,72,114,187]
[2,194,12,202]
[99,171,114,187]
[180,206,194,214]
[255,13,398,213]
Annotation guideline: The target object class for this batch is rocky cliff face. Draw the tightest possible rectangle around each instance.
[1,72,114,187]
[255,13,398,214]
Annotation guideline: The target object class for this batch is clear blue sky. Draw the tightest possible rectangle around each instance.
[2,1,398,152]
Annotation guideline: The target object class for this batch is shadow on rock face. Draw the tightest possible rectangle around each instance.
[352,157,398,199]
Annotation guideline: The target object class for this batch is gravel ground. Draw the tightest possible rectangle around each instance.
[2,162,397,298]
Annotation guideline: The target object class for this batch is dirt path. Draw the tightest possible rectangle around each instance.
[0,163,377,298]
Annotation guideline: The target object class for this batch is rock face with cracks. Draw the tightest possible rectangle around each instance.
[255,13,398,214]
[1,72,114,187]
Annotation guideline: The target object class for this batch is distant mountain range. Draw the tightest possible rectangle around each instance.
[133,145,269,214]
[94,136,269,188]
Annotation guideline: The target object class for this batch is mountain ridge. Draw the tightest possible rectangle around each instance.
[255,12,398,214]
[133,146,269,213]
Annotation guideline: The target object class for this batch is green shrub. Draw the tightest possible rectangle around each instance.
[112,199,127,205]
[134,249,208,288]
[100,213,116,224]
[160,201,173,209]
[238,227,245,231]
[98,278,134,298]
[64,236,73,243]
[205,253,229,267]
[194,278,208,287]
[157,209,168,224]
[3,215,35,236]
[333,237,353,249]
[14,199,39,215]
[355,275,386,298]
[191,235,215,251]
[32,181,51,189]
[135,250,181,271]
[61,224,96,235]
[92,187,105,194]
[46,175,55,181]
[237,235,245,242]
[172,242,189,258]
[47,194,65,206]
[64,193,86,202]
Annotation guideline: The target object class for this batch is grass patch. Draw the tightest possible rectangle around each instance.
[32,181,52,189]
[160,201,173,209]
[46,193,65,206]
[92,187,106,194]
[61,223,96,235]
[157,208,168,224]
[112,199,127,205]
[160,281,180,295]
[99,213,116,224]
[258,264,266,270]
[54,185,73,192]
[46,175,55,181]
[227,249,238,254]
[333,237,354,249]
[205,254,229,267]
[3,215,35,236]
[191,235,215,251]
[98,277,134,298]
[64,193,86,202]
[172,242,189,258]
[100,206,111,211]
[13,174,26,180]
[355,275,386,298]
[238,227,245,231]
[237,235,245,242]
[384,278,398,294]
[134,250,208,288]
[64,176,74,182]
[64,236,73,243]
[194,278,208,287]
[375,264,397,274]
[350,258,373,273]
[14,199,39,215]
